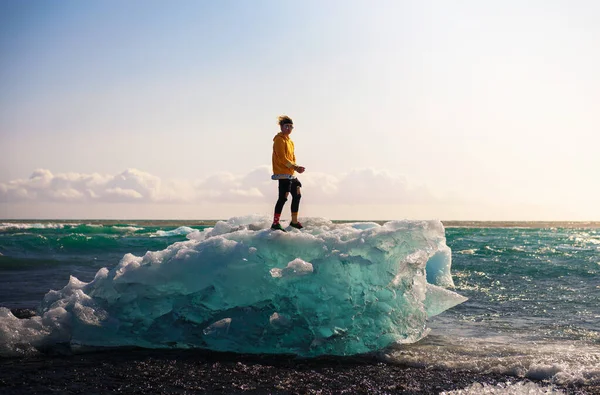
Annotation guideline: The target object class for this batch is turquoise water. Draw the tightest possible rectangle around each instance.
[449,227,600,340]
[392,226,600,386]
[1,221,599,386]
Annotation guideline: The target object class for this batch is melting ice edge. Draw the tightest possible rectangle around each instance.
[0,215,466,357]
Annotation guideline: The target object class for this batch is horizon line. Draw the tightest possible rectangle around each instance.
[2,219,600,229]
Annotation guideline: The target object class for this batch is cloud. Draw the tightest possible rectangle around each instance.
[0,167,436,205]
[1,169,171,203]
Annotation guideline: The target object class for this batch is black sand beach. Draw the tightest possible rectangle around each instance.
[0,347,595,394]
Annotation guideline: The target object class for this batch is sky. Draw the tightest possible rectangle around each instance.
[1,0,599,220]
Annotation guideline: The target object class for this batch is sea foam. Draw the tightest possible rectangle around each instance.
[0,216,466,357]
[442,381,565,394]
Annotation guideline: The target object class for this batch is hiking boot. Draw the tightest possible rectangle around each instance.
[290,222,303,229]
[271,223,286,232]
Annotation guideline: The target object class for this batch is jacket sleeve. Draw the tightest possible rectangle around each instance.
[274,138,296,168]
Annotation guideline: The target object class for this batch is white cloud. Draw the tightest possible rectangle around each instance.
[2,167,594,220]
[104,188,144,201]
[0,167,435,206]
[1,169,169,203]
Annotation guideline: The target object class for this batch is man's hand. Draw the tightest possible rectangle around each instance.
[296,166,306,174]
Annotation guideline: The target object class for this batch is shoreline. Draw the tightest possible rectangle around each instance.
[2,313,591,394]
[0,347,588,395]
[1,308,597,394]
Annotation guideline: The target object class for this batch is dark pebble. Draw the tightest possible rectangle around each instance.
[0,348,596,394]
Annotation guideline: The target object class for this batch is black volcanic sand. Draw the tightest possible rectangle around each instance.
[0,348,595,395]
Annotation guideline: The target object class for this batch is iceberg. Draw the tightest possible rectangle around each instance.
[0,216,466,357]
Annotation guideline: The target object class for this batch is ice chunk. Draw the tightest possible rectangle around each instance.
[426,246,454,287]
[0,216,466,357]
[270,258,313,278]
[425,284,468,317]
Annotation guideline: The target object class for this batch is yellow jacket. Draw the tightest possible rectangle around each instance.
[272,132,296,176]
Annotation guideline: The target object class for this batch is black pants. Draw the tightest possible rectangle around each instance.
[274,179,302,215]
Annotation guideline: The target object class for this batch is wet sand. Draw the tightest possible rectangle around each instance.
[0,348,594,394]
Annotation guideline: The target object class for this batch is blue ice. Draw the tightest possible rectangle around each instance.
[0,216,466,357]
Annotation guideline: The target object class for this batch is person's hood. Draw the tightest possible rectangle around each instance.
[273,132,288,141]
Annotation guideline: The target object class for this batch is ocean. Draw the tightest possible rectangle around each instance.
[1,220,599,394]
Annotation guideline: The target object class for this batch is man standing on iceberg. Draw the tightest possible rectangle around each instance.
[271,115,305,231]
